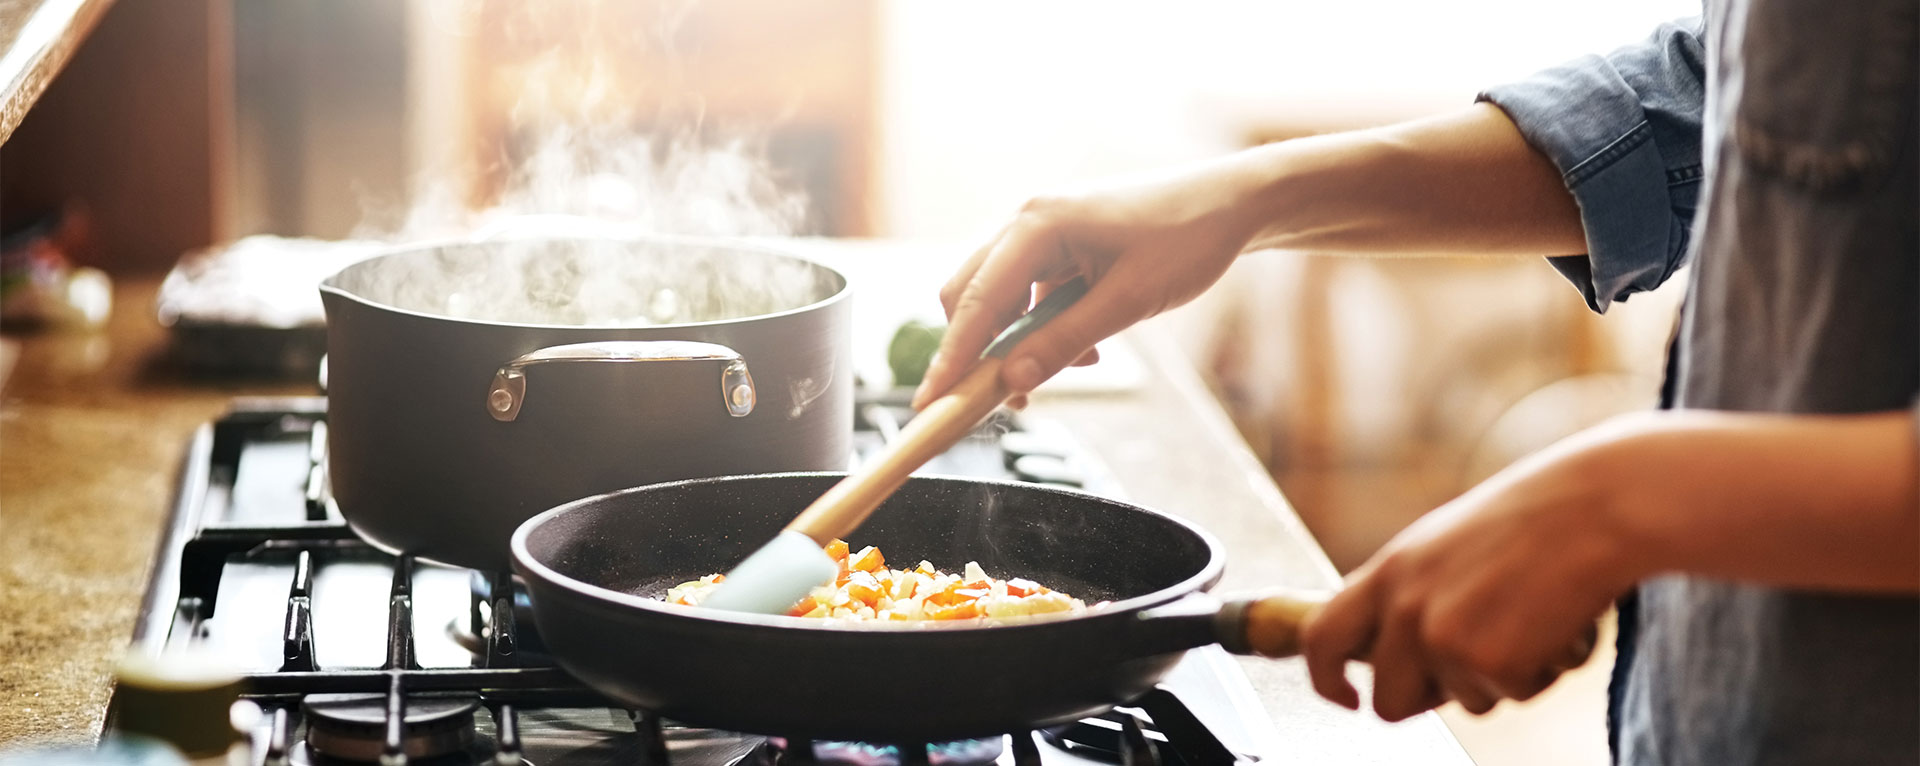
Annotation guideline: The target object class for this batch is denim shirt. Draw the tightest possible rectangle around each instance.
[1481,3,1919,764]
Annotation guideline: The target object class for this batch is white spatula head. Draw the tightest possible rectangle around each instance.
[699,530,838,615]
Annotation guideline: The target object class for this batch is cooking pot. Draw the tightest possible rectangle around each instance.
[319,234,852,571]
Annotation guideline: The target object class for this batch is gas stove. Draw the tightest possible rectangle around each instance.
[110,395,1280,765]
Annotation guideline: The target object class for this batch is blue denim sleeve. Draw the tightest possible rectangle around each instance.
[1479,18,1707,313]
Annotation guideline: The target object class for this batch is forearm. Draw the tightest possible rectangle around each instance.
[1598,410,1920,593]
[1210,103,1587,257]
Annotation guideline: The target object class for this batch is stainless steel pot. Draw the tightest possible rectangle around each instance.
[319,234,852,571]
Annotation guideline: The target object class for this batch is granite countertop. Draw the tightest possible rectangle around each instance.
[0,245,1469,763]
[0,277,306,745]
[0,0,115,143]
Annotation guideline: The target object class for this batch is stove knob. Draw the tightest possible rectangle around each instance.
[1012,454,1084,487]
[109,651,249,762]
[999,430,1072,468]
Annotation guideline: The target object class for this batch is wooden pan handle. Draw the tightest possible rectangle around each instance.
[785,358,1010,545]
[1221,589,1600,681]
[1219,590,1333,658]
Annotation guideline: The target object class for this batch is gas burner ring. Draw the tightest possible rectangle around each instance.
[740,736,1008,766]
[300,692,481,762]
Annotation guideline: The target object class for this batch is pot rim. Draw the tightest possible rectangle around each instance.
[509,472,1228,635]
[318,232,851,331]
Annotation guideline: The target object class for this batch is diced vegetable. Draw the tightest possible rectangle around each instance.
[845,570,883,606]
[663,539,1093,623]
[849,546,886,573]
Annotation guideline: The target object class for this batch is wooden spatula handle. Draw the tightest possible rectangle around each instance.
[786,358,1011,545]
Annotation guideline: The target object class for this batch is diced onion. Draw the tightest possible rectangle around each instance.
[663,541,1096,623]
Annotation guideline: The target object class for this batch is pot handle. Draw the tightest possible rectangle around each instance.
[1213,589,1332,658]
[487,340,756,422]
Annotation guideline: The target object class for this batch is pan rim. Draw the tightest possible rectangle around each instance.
[509,472,1228,633]
[318,232,852,331]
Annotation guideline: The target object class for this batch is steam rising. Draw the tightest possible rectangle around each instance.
[329,237,841,327]
[384,126,808,242]
[347,0,822,327]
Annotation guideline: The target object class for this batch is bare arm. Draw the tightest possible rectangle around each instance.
[1604,409,1920,592]
[915,102,1585,407]
[1301,408,1920,720]
[1237,103,1585,256]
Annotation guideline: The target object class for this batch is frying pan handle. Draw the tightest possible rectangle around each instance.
[1213,589,1332,658]
[487,340,756,422]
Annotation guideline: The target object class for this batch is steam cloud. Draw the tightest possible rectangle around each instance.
[342,0,828,327]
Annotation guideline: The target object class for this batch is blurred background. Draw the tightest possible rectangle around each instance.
[0,1,1697,762]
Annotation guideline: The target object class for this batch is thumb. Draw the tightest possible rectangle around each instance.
[999,284,1139,394]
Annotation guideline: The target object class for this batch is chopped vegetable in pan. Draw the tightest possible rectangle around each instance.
[666,540,1096,621]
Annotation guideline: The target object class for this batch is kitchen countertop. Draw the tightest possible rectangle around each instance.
[0,0,114,144]
[0,242,1470,763]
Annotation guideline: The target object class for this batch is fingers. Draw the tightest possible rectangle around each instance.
[914,223,1059,408]
[937,240,995,321]
[1434,665,1499,716]
[1366,598,1435,722]
[1301,582,1374,711]
[997,280,1143,394]
[1304,569,1597,720]
[1036,280,1103,369]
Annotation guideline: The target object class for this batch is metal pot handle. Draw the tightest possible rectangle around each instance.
[487,340,756,422]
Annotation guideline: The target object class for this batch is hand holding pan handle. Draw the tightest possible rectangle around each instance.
[1212,589,1330,658]
[1141,588,1599,674]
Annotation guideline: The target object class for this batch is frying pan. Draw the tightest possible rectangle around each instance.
[510,473,1322,742]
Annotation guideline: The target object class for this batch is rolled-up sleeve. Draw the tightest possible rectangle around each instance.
[1480,18,1708,313]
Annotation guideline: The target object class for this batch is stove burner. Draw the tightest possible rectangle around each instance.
[115,398,1274,765]
[302,693,481,762]
[741,737,1008,766]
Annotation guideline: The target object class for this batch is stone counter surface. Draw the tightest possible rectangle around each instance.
[0,0,115,143]
[0,277,305,744]
[0,243,1469,763]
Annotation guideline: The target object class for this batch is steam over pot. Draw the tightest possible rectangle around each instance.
[319,234,852,571]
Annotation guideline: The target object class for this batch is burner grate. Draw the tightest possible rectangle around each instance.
[109,397,1255,766]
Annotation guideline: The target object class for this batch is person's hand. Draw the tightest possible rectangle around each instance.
[1302,419,1653,720]
[910,160,1267,409]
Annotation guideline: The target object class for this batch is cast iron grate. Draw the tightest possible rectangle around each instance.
[110,397,1242,766]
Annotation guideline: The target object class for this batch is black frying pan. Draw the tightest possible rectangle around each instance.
[509,473,1321,742]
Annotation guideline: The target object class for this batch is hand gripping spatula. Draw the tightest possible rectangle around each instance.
[700,279,1090,614]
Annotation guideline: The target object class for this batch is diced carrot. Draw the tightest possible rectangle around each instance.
[786,595,822,617]
[926,600,980,620]
[849,546,886,573]
[825,539,850,562]
[1005,578,1041,597]
[845,570,883,606]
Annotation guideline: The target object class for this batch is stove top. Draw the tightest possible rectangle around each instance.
[111,395,1280,765]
